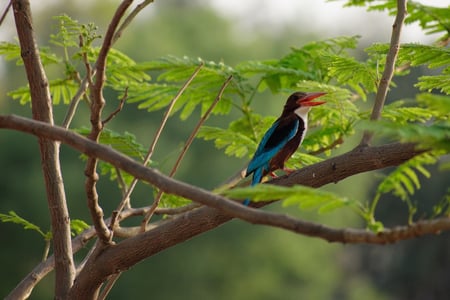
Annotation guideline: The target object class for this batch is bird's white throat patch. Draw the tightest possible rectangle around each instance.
[294,106,311,124]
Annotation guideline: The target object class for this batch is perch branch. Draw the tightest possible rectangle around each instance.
[1,114,442,298]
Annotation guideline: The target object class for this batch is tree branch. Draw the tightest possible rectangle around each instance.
[361,0,408,145]
[113,0,155,43]
[11,1,75,297]
[85,0,133,244]
[0,0,11,26]
[1,114,443,299]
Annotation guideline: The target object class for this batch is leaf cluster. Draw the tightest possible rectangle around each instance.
[341,0,450,39]
[2,4,449,231]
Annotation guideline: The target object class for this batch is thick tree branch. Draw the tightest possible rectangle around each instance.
[361,0,407,145]
[1,114,444,298]
[11,1,75,298]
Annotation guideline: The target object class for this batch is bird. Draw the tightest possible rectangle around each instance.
[243,91,326,205]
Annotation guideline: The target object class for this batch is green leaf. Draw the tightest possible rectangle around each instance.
[8,78,81,105]
[223,184,354,214]
[197,114,275,158]
[71,219,90,236]
[51,14,101,50]
[0,42,60,66]
[159,193,192,209]
[381,101,434,124]
[237,36,361,93]
[76,128,148,185]
[416,93,450,119]
[376,152,438,201]
[341,1,450,38]
[197,126,255,158]
[360,120,450,151]
[286,152,324,170]
[0,211,48,238]
[327,55,378,98]
[128,56,244,120]
[76,128,147,159]
[416,75,450,94]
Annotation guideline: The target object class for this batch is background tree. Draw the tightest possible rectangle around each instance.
[0,0,449,299]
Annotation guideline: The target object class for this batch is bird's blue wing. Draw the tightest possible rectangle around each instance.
[246,118,299,177]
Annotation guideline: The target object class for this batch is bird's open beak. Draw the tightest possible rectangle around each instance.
[297,92,326,106]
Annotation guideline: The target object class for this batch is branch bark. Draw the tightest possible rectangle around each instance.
[85,0,133,244]
[1,114,446,298]
[11,1,75,298]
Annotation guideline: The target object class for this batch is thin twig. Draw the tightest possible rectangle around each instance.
[85,0,133,244]
[5,201,154,300]
[62,77,90,129]
[41,239,51,262]
[113,0,155,43]
[308,136,344,155]
[141,75,233,230]
[361,0,408,146]
[109,62,204,234]
[102,87,128,125]
[98,274,121,300]
[62,35,94,129]
[0,1,11,27]
[61,0,141,130]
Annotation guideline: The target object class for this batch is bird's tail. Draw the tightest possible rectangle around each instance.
[243,168,264,206]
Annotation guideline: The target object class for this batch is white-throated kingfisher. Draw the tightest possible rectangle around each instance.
[243,91,326,205]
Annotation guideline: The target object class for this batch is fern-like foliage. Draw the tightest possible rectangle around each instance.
[367,43,450,94]
[8,79,80,105]
[223,184,359,214]
[236,36,361,95]
[377,153,438,202]
[0,211,89,238]
[364,152,441,229]
[2,3,448,227]
[76,128,148,185]
[127,56,249,120]
[0,211,50,240]
[341,0,450,38]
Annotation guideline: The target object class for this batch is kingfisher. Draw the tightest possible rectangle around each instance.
[243,91,326,205]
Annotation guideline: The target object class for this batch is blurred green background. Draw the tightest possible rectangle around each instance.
[0,1,449,299]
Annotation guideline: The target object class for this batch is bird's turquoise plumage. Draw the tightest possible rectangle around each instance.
[243,118,300,205]
[242,91,326,206]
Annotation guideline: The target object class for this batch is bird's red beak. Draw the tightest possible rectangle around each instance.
[297,92,326,107]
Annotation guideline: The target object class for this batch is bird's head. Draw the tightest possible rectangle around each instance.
[283,91,326,119]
